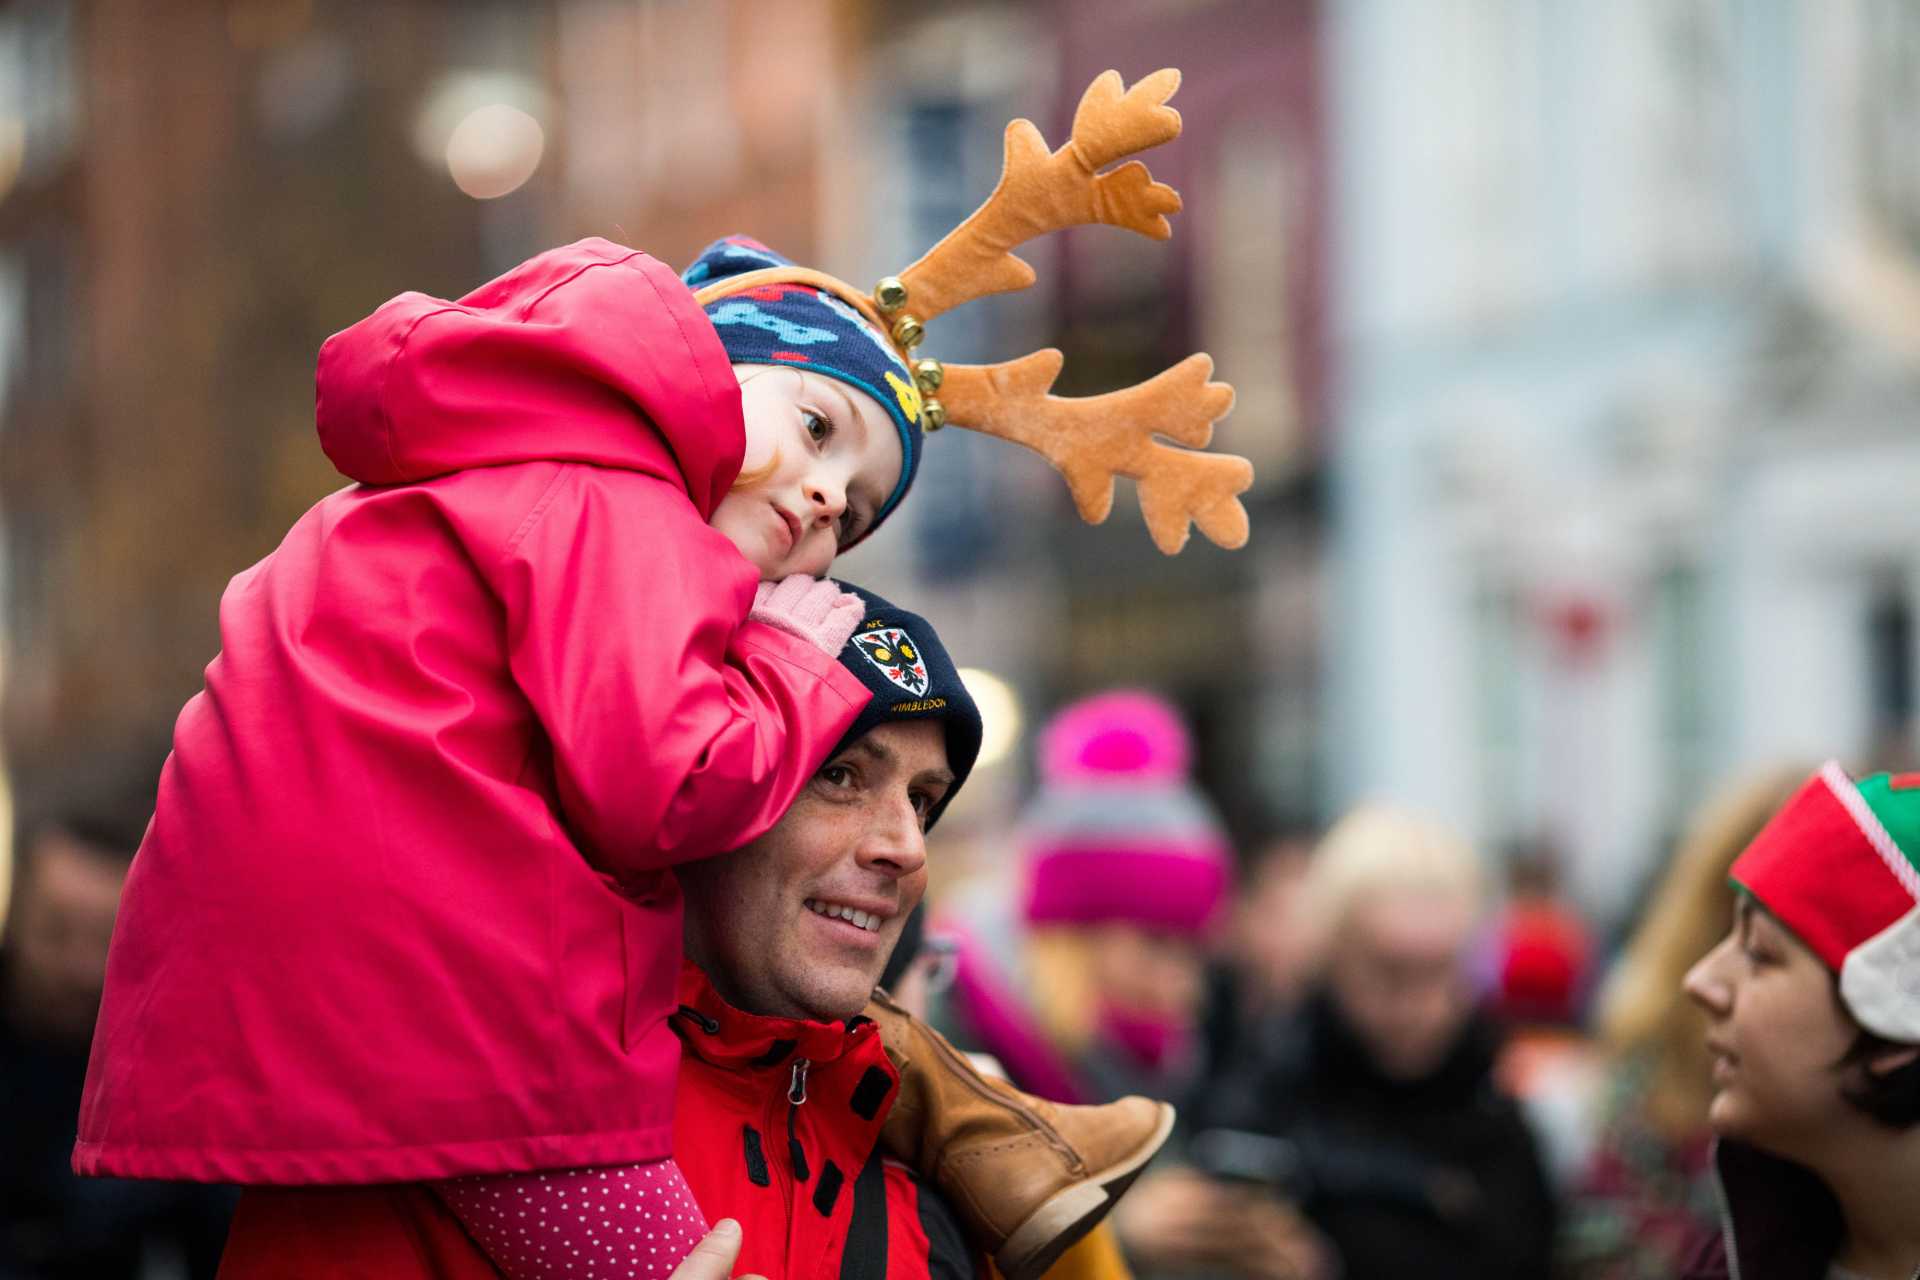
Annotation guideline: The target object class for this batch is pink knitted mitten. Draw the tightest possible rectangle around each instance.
[750,575,865,658]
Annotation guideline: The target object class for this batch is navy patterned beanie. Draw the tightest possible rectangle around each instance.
[827,581,982,831]
[684,235,924,539]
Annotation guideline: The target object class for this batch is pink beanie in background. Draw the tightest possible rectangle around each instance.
[1020,690,1231,937]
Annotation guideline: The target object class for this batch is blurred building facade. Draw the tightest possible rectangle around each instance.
[0,0,875,763]
[1326,0,1920,923]
[17,0,1920,928]
[0,0,1329,862]
[0,0,562,768]
[844,0,1329,840]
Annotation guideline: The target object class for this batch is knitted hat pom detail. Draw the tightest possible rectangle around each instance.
[1039,690,1192,785]
[1022,690,1228,936]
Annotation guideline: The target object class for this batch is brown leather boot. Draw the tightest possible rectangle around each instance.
[867,988,1176,1280]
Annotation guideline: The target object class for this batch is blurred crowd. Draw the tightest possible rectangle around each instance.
[1,749,234,1277]
[0,687,1828,1280]
[6,2,1920,1276]
[898,692,1824,1280]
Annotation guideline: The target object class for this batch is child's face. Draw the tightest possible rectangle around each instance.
[711,366,904,579]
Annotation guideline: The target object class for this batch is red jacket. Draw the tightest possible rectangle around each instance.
[75,239,872,1185]
[670,964,980,1280]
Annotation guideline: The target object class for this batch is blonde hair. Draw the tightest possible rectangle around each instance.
[729,363,788,490]
[1595,764,1809,1141]
[1297,804,1485,953]
[732,452,780,490]
[1023,927,1102,1057]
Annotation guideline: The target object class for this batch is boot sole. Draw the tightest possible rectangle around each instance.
[992,1101,1176,1280]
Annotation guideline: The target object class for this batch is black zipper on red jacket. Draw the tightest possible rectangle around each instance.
[675,1004,721,1035]
[788,1059,812,1182]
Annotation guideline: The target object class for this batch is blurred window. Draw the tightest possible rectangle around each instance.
[1474,581,1526,842]
[1401,0,1545,326]
[1865,572,1916,744]
[21,226,75,395]
[633,0,743,203]
[1200,115,1303,485]
[1633,0,1735,278]
[4,506,49,692]
[1654,561,1709,809]
[0,252,22,421]
[0,0,79,190]
[897,96,1002,583]
[1860,0,1920,254]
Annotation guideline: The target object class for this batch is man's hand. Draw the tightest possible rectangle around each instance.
[669,1219,767,1280]
[1241,1196,1337,1280]
[1113,1167,1337,1279]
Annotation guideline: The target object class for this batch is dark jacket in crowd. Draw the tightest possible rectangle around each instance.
[1678,1139,1890,1280]
[0,958,233,1279]
[1189,988,1557,1280]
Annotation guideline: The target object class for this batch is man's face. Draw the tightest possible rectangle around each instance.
[1325,890,1476,1081]
[680,720,953,1022]
[4,830,128,1046]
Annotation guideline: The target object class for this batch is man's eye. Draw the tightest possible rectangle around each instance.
[820,764,855,789]
[802,409,832,445]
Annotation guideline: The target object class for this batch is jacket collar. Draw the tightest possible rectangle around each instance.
[1301,986,1503,1106]
[672,961,884,1073]
[1704,1138,1843,1280]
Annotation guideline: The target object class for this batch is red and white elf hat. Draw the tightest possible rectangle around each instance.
[1731,761,1920,1043]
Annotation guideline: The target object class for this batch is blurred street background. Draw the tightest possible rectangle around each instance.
[3,1,1920,1276]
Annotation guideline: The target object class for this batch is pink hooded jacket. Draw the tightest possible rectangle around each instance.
[72,239,872,1184]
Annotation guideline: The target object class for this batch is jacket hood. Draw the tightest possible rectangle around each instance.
[316,239,744,518]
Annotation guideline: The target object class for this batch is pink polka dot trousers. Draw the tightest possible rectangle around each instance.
[435,1158,709,1279]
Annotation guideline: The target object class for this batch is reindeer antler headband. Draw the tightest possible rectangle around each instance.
[694,68,1252,555]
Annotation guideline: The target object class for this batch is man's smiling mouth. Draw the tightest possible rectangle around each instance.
[804,898,884,932]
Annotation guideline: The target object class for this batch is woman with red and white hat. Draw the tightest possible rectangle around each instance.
[1681,762,1920,1280]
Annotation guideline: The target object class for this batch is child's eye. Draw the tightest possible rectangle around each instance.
[802,409,833,445]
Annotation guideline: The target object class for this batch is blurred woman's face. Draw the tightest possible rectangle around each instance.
[1235,844,1314,1008]
[1326,890,1476,1081]
[1682,899,1858,1156]
[1089,923,1206,1020]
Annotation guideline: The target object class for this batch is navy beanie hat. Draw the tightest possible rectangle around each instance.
[684,236,925,539]
[827,581,982,830]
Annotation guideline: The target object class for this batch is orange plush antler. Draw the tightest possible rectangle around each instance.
[893,69,1184,323]
[695,67,1257,554]
[939,350,1249,554]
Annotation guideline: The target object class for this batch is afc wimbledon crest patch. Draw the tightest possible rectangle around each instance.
[853,627,930,696]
